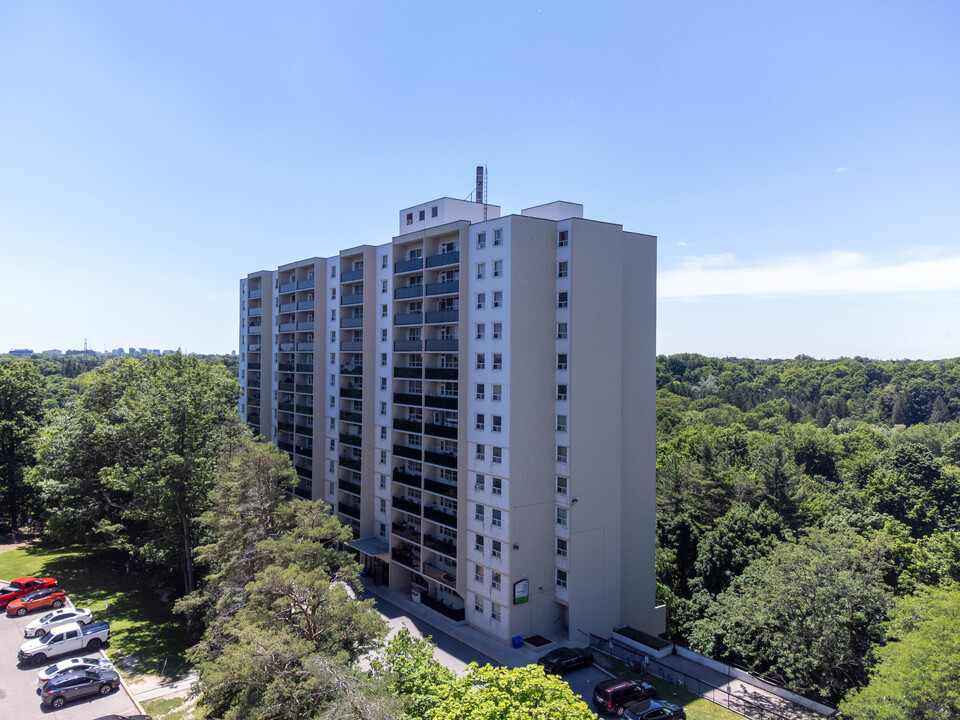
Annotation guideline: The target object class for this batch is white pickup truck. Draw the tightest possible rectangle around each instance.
[18,621,110,665]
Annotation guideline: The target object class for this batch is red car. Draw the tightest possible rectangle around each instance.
[0,577,57,609]
[6,587,67,616]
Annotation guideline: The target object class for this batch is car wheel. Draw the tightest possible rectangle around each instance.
[51,696,65,708]
[617,706,626,717]
[99,683,113,696]
[32,653,47,665]
[35,628,46,637]
[16,607,27,616]
[87,638,102,650]
[52,600,64,608]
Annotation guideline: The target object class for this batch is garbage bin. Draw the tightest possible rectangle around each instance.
[512,635,524,649]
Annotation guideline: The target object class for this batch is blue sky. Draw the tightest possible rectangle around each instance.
[1,2,958,359]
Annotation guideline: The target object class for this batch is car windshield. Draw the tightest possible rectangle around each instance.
[39,612,55,622]
[39,633,58,645]
[43,664,59,674]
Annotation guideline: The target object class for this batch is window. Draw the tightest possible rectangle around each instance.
[329,396,336,408]
[492,571,501,590]
[381,328,387,342]
[330,352,335,364]
[331,288,337,299]
[476,292,485,309]
[557,353,568,370]
[380,377,387,391]
[330,374,335,387]
[491,603,501,621]
[474,596,484,613]
[331,266,337,278]
[492,323,502,340]
[381,255,388,268]
[491,540,502,559]
[381,279,388,293]
[492,384,502,401]
[476,383,485,400]
[419,209,425,221]
[557,445,568,463]
[378,522,386,538]
[381,304,388,318]
[331,309,337,321]
[494,228,503,246]
[330,331,336,343]
[558,261,568,278]
[556,414,567,432]
[476,353,485,370]
[493,260,503,277]
[557,323,568,340]
[556,569,567,588]
[475,565,484,583]
[558,230,569,247]
[328,481,335,495]
[406,213,413,225]
[492,415,502,432]
[475,504,485,521]
[380,450,387,465]
[476,444,485,460]
[475,535,485,552]
[492,477,502,495]
[492,447,502,464]
[558,291,568,308]
[557,538,568,557]
[476,263,486,279]
[476,323,485,340]
[493,291,502,308]
[557,507,568,526]
[556,476,568,495]
[329,418,336,430]
[379,498,387,513]
[432,206,438,218]
[477,232,486,249]
[329,460,335,472]
[475,414,485,430]
[557,384,568,401]
[492,353,502,369]
[474,474,486,491]
[380,401,387,416]
[492,509,502,527]
[329,438,335,452]
[380,352,387,367]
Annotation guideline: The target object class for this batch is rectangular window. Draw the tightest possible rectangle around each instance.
[378,522,386,538]
[556,414,567,432]
[419,209,425,221]
[491,572,501,590]
[492,477,502,495]
[381,304,388,318]
[557,323,568,340]
[381,280,388,293]
[556,476,568,495]
[380,352,387,367]
[330,374,336,387]
[380,450,387,465]
[476,353,485,370]
[475,414,485,430]
[492,323,502,340]
[477,292,485,309]
[474,474,485,492]
[476,263,486,279]
[492,447,502,464]
[492,415,501,432]
[379,498,387,513]
[476,323,485,340]
[477,232,486,249]
[329,396,335,408]
[380,426,387,441]
[557,353,568,370]
[491,603,501,621]
[331,266,337,278]
[491,509,502,527]
[329,418,336,430]
[380,401,387,415]
[494,228,503,246]
[476,383,485,400]
[556,569,567,587]
[557,538,568,557]
[557,507,568,526]
[557,384,567,401]
[475,565,484,583]
[493,260,503,277]
[330,352,335,364]
[492,353,502,369]
[493,291,502,308]
[491,540,502,559]
[382,255,388,268]
[475,504,485,522]
[476,444,485,460]
[558,291,568,308]
[558,230,568,247]
[330,331,336,343]
[331,309,337,322]
[381,328,388,342]
[432,206,438,218]
[475,535,485,552]
[380,377,387,391]
[557,446,568,463]
[474,597,484,613]
[558,261,568,278]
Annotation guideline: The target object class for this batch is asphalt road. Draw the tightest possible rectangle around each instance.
[0,601,137,720]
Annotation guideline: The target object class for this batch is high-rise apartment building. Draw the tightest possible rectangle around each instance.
[239,196,665,643]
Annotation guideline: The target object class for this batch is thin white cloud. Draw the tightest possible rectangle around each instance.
[676,240,688,247]
[835,167,849,173]
[659,250,960,300]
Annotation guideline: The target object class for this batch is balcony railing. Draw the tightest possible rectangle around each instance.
[394,366,422,379]
[392,522,421,543]
[340,317,364,329]
[392,496,421,515]
[421,562,458,588]
[393,392,423,406]
[392,469,422,489]
[277,441,293,452]
[340,365,363,376]
[394,339,423,352]
[424,477,458,498]
[339,387,363,399]
[395,257,423,273]
[279,322,296,332]
[278,421,294,432]
[425,281,459,296]
[425,250,460,268]
[279,343,294,352]
[297,299,314,310]
[296,384,312,394]
[298,278,315,290]
[248,379,260,389]
[339,455,362,471]
[423,534,457,558]
[337,502,360,520]
[424,367,457,380]
[295,424,312,435]
[394,312,423,326]
[395,285,424,300]
[425,309,459,324]
[341,293,364,305]
[340,268,363,282]
[423,506,457,528]
[339,410,362,424]
[424,395,458,410]
[246,414,260,425]
[249,307,262,317]
[420,593,464,621]
[393,418,421,433]
[339,433,362,448]
[280,281,297,293]
[278,402,295,412]
[296,342,314,351]
[340,341,363,351]
[425,338,458,352]
[391,548,420,571]
[423,423,457,440]
[295,466,312,480]
[393,444,422,461]
[248,344,261,352]
[294,445,312,457]
[280,302,296,312]
[248,288,262,299]
[339,479,361,496]
[424,450,457,470]
[297,321,314,331]
[248,324,262,335]
[278,362,294,372]
[248,362,262,370]
[296,363,314,373]
[279,382,295,392]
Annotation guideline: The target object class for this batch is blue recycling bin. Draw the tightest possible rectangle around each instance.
[512,635,524,649]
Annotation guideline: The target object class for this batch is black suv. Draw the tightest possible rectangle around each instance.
[624,698,686,720]
[593,678,657,715]
[537,646,594,674]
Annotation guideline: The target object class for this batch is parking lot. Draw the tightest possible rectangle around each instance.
[0,600,139,720]
[562,661,614,713]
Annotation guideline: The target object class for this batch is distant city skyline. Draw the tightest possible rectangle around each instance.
[2,3,958,360]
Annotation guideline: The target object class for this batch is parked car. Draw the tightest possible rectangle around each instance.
[537,646,594,674]
[593,678,657,715]
[25,606,93,637]
[19,621,111,665]
[6,587,67,616]
[40,667,120,708]
[37,656,115,688]
[0,577,57,609]
[624,699,686,720]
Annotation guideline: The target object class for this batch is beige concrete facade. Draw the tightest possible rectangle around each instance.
[238,196,664,645]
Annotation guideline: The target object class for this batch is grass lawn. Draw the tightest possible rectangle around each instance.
[0,541,192,678]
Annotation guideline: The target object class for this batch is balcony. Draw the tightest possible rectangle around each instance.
[339,455,362,471]
[394,339,423,352]
[340,317,364,329]
[278,362,294,372]
[297,321,314,331]
[393,392,423,406]
[248,379,260,389]
[246,413,260,425]
[394,312,423,326]
[249,289,262,299]
[340,365,363,376]
[394,366,422,379]
[425,309,459,324]
[294,444,312,457]
[247,398,260,408]
[423,506,457,528]
[420,593,464,621]
[337,502,360,520]
[249,307,262,317]
[298,278,315,290]
[295,466,312,480]
[392,469,422,489]
[278,441,293,452]
[295,384,312,394]
[425,281,459,296]
[278,421,294,432]
[391,548,420,572]
[424,450,457,469]
[296,363,313,373]
[425,250,460,268]
[424,477,458,498]
[392,522,421,543]
[425,338,458,352]
[341,293,364,306]
[339,387,363,399]
[248,324,263,335]
[423,534,457,558]
[248,344,261,352]
[298,299,314,310]
[340,341,363,352]
[339,410,362,424]
[392,496,421,515]
[280,281,297,293]
[280,302,296,312]
[341,268,363,283]
[339,433,362,448]
[424,367,457,380]
[248,362,262,370]
[393,444,422,461]
[424,395,458,410]
[295,404,313,415]
[423,423,456,440]
[279,343,295,352]
[279,382,295,392]
[395,285,424,300]
[421,562,458,588]
[278,401,295,412]
[339,478,361,496]
[279,322,296,333]
[295,424,311,435]
[393,418,421,433]
[395,257,424,274]
[297,342,314,351]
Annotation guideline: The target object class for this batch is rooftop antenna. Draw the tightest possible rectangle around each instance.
[475,165,488,220]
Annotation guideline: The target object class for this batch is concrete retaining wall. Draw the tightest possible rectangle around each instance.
[611,630,674,659]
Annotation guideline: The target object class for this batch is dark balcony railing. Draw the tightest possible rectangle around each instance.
[340,268,363,282]
[392,469,422,489]
[393,444,422,461]
[340,365,363,376]
[391,548,420,571]
[425,309,459,324]
[421,592,464,620]
[292,485,311,499]
[295,466,312,480]
[280,281,297,293]
[294,445,313,457]
[425,281,459,296]
[339,455,362,471]
[423,506,457,528]
[394,339,423,352]
[278,421,294,432]
[425,250,460,268]
[296,363,314,373]
[395,285,424,300]
[295,404,313,415]
[423,534,457,558]
[339,479,361,496]
[394,366,422,379]
[339,433,362,448]
[278,402,295,412]
[394,257,424,273]
[340,340,364,351]
[339,387,363,399]
[249,288,262,299]
[424,395,458,410]
[421,563,458,588]
[337,502,360,520]
[248,361,262,370]
[393,392,423,406]
[295,424,311,435]
[297,278,315,290]
[424,367,458,380]
[341,293,364,305]
[278,441,293,452]
[247,379,261,389]
[393,418,421,433]
[295,384,312,394]
[392,522,421,543]
[424,478,458,498]
[339,410,362,424]
[279,382,295,392]
[423,423,457,440]
[425,338,458,352]
[247,398,260,408]
[278,362,295,372]
[394,312,423,326]
[246,413,260,424]
[340,317,364,329]
[297,299,314,310]
[424,450,457,469]
[392,496,421,515]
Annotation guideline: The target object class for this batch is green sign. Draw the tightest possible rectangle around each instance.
[513,579,529,605]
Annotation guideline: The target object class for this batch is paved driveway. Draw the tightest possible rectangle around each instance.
[562,663,612,714]
[0,604,138,720]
